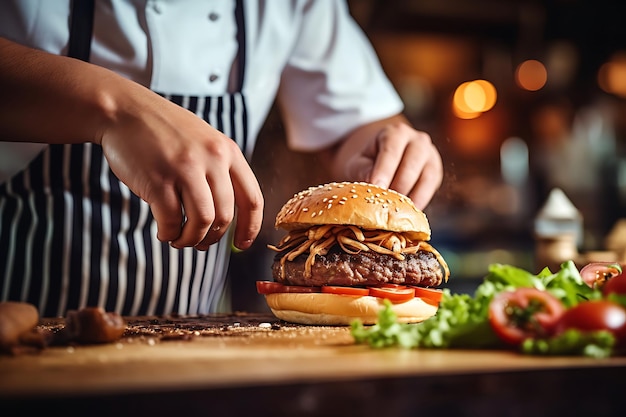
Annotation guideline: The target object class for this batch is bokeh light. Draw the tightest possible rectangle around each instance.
[452,79,497,119]
[598,51,626,98]
[515,59,548,91]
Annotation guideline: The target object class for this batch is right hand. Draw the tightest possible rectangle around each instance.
[99,86,264,251]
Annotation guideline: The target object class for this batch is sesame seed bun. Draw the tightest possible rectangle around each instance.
[275,182,431,241]
[262,182,448,326]
[265,292,438,325]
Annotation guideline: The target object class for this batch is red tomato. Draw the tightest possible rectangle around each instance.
[579,262,622,289]
[256,281,320,294]
[554,300,626,343]
[321,286,370,297]
[374,283,408,290]
[488,288,565,345]
[280,285,321,293]
[256,281,284,294]
[368,286,415,303]
[602,271,626,297]
[410,286,444,305]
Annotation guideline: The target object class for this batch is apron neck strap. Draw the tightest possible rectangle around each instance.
[234,0,246,91]
[67,0,246,89]
[68,0,95,61]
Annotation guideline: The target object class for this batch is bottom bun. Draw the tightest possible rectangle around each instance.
[265,292,438,325]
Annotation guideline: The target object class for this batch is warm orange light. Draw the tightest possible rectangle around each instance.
[453,105,481,119]
[452,79,497,119]
[516,60,547,91]
[464,81,487,112]
[598,52,626,98]
[475,80,497,112]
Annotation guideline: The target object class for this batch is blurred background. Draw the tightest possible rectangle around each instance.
[231,0,626,311]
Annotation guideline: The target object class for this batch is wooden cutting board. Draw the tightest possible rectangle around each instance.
[2,313,626,399]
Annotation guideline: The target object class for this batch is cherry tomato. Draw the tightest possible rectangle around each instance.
[602,271,626,297]
[368,286,415,303]
[488,288,565,345]
[321,286,370,297]
[579,262,622,289]
[554,300,626,343]
[409,286,444,305]
[256,281,320,294]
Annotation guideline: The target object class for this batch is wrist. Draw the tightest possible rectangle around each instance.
[89,69,131,147]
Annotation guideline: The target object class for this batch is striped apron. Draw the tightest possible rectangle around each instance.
[0,0,248,317]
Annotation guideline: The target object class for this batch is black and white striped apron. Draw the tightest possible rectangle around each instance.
[0,0,249,317]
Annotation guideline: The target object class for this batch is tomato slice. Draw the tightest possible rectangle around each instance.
[368,286,415,303]
[488,288,565,345]
[256,281,285,294]
[256,281,320,294]
[280,285,321,293]
[321,286,370,296]
[410,286,444,304]
[374,283,408,289]
[579,262,623,289]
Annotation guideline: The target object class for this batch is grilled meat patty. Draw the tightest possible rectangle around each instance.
[272,249,443,288]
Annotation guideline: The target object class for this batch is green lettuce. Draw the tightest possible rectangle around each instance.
[350,261,615,357]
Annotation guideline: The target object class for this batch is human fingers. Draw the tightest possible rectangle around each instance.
[191,174,234,251]
[98,88,260,248]
[384,131,439,195]
[148,183,185,243]
[366,122,412,189]
[403,143,443,210]
[178,139,253,251]
[229,152,264,251]
[369,124,443,209]
[169,172,220,250]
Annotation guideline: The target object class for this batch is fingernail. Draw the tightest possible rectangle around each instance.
[233,239,253,252]
[370,178,387,188]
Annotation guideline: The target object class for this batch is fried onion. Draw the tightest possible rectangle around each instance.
[268,224,452,281]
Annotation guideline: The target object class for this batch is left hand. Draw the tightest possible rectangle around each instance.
[326,115,443,209]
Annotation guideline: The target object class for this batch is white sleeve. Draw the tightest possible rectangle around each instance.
[277,0,404,152]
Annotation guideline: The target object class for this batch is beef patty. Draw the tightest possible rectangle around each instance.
[272,249,443,288]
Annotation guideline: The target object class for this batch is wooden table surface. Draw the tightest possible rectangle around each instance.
[2,313,626,417]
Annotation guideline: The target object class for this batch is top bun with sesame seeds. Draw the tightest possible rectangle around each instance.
[274,182,431,242]
[258,182,450,326]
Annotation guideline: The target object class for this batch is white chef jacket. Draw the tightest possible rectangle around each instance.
[0,0,404,183]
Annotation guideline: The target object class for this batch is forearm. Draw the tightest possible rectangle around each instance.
[0,37,143,145]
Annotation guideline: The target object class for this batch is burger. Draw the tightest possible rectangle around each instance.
[257,181,450,325]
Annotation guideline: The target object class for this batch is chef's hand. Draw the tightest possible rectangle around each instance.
[326,115,443,209]
[99,88,264,251]
[0,37,264,251]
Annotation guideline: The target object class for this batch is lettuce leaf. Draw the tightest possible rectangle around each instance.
[350,260,613,357]
[520,329,614,358]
